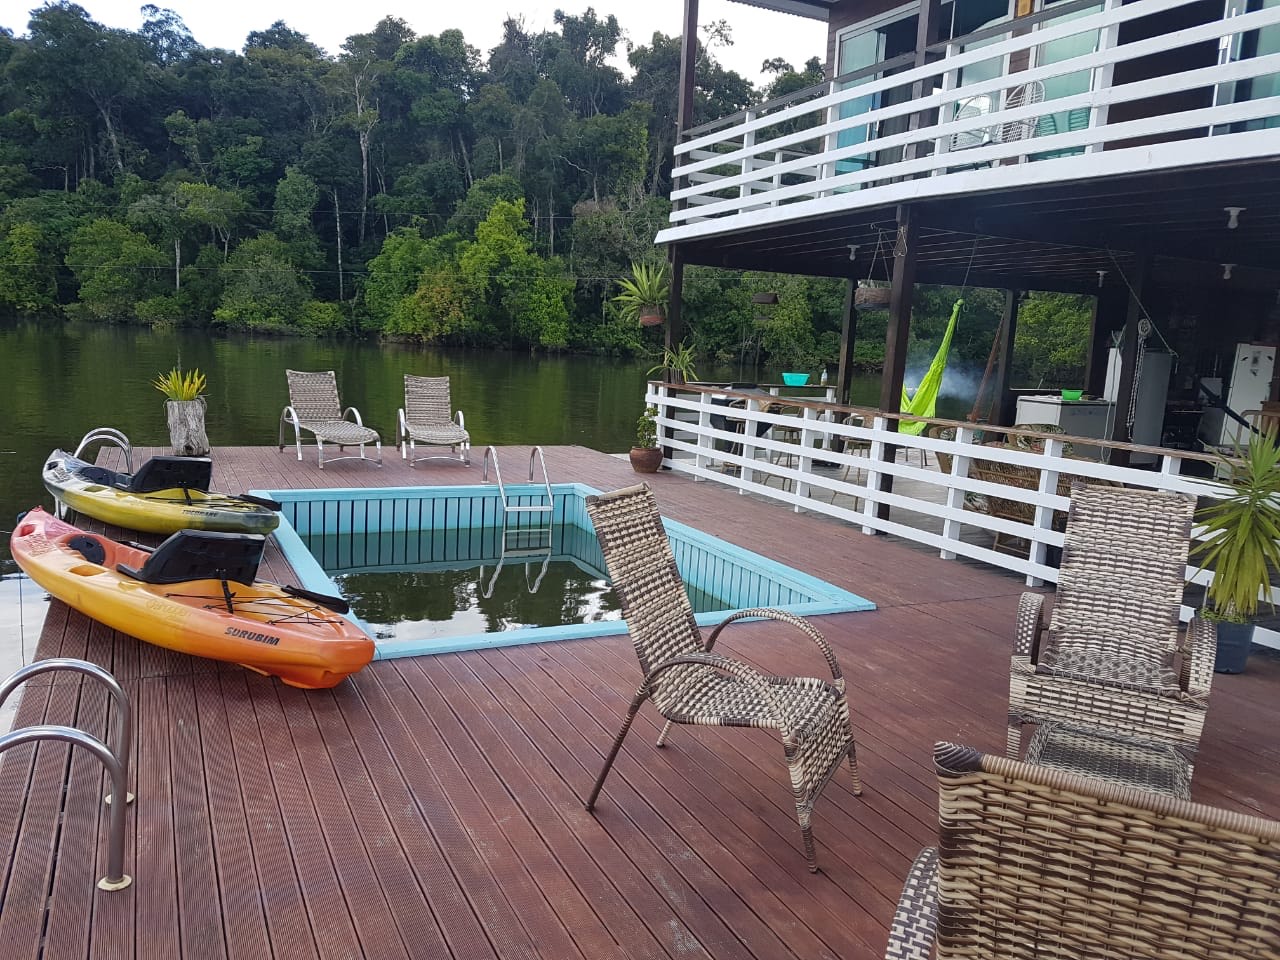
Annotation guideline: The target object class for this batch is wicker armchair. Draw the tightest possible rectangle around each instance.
[279,370,382,469]
[584,483,861,873]
[884,742,1280,960]
[398,375,470,466]
[1008,484,1216,772]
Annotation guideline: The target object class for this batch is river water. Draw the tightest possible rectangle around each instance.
[0,319,972,568]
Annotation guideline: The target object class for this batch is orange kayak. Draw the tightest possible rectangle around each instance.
[11,507,374,689]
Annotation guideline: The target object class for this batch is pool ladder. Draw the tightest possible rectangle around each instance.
[481,447,554,597]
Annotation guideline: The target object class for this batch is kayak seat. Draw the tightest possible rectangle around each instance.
[124,456,213,494]
[118,529,265,586]
[67,534,107,566]
[76,464,128,488]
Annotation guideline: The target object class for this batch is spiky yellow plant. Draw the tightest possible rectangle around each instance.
[152,367,207,401]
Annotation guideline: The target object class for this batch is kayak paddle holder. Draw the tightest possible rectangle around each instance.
[0,658,134,891]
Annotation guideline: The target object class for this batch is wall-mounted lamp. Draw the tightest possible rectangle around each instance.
[1224,206,1245,230]
[847,244,859,261]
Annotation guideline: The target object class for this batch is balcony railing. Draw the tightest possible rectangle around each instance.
[658,0,1280,243]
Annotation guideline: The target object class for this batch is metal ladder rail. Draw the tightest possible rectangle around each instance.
[72,427,134,472]
[480,447,555,597]
[0,658,134,891]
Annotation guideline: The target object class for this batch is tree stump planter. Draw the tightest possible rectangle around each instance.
[629,447,663,473]
[165,398,210,457]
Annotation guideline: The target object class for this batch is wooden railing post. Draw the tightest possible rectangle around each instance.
[940,426,976,559]
[1027,437,1064,586]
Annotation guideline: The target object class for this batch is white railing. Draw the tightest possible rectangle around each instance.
[657,0,1280,244]
[646,383,1280,628]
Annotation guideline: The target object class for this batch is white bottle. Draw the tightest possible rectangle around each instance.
[820,367,829,386]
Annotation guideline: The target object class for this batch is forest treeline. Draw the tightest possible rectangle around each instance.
[0,2,1090,384]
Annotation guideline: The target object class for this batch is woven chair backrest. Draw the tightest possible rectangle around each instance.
[932,741,1280,959]
[404,375,454,426]
[585,484,704,675]
[1046,483,1194,671]
[286,370,343,422]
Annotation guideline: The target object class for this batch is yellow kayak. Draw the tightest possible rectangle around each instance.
[43,445,279,536]
[11,507,374,689]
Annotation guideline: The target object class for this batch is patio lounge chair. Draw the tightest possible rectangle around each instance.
[1007,483,1216,772]
[884,742,1280,960]
[279,369,382,469]
[583,483,861,873]
[398,374,470,466]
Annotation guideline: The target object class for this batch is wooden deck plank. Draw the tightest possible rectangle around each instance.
[2,445,1278,960]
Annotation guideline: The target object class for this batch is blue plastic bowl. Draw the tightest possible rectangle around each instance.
[781,372,810,386]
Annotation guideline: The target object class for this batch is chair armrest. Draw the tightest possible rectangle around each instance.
[342,406,366,426]
[280,405,300,426]
[397,408,407,441]
[642,651,790,734]
[1183,616,1217,699]
[1014,592,1046,661]
[884,848,939,960]
[704,608,842,680]
[456,410,466,430]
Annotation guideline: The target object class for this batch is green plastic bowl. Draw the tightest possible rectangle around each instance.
[1061,389,1084,401]
[781,372,810,386]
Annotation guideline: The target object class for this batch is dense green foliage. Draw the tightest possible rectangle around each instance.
[0,3,1091,377]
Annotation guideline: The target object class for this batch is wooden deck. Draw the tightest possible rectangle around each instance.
[2,445,1278,960]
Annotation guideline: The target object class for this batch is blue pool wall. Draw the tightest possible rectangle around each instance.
[258,483,874,658]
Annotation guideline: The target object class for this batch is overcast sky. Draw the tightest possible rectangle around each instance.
[0,1,827,86]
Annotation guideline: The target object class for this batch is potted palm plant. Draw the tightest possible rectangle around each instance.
[153,366,210,457]
[614,262,669,326]
[647,340,698,385]
[1192,428,1280,673]
[629,406,663,473]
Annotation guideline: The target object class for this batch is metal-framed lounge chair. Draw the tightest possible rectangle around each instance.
[583,483,861,873]
[397,374,470,467]
[279,369,382,469]
[884,742,1280,960]
[1008,483,1216,776]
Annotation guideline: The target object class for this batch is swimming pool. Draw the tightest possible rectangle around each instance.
[260,483,874,658]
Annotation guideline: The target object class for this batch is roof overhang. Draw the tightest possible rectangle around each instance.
[727,0,835,21]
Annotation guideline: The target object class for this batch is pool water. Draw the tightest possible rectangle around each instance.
[303,525,728,643]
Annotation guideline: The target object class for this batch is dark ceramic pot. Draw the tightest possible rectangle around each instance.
[1214,619,1253,674]
[629,447,663,473]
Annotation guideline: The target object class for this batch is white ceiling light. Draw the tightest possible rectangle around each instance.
[1222,263,1235,280]
[1224,206,1245,229]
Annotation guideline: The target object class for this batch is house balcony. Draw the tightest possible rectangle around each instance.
[657,0,1280,281]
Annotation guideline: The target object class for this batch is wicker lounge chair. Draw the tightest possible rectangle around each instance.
[884,742,1280,960]
[398,375,470,466]
[1008,483,1216,774]
[279,370,382,469]
[583,483,861,873]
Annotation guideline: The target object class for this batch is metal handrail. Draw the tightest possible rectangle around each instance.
[527,447,553,509]
[72,427,133,473]
[0,658,135,891]
[482,445,504,494]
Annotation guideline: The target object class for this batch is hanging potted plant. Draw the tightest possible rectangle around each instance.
[629,406,663,473]
[152,366,210,457]
[647,340,698,385]
[1192,429,1280,673]
[614,262,670,326]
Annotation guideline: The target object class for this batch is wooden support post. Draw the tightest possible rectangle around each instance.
[994,290,1021,426]
[1108,255,1150,466]
[677,0,699,131]
[876,205,919,521]
[836,279,857,405]
[666,249,685,352]
[904,0,945,159]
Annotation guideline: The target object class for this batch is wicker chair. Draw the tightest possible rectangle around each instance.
[584,483,861,873]
[884,742,1280,960]
[1008,484,1216,775]
[279,370,382,469]
[398,375,470,466]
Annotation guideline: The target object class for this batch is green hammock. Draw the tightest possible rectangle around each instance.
[898,298,963,437]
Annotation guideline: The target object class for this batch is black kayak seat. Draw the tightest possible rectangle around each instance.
[118,529,264,586]
[74,463,128,487]
[124,456,213,494]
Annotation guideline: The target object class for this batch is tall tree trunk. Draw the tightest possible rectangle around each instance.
[358,129,370,245]
[548,188,555,257]
[455,129,473,188]
[174,236,181,290]
[333,189,344,302]
[95,102,124,172]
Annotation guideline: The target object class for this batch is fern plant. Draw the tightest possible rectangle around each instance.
[152,367,207,401]
[1193,429,1280,622]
